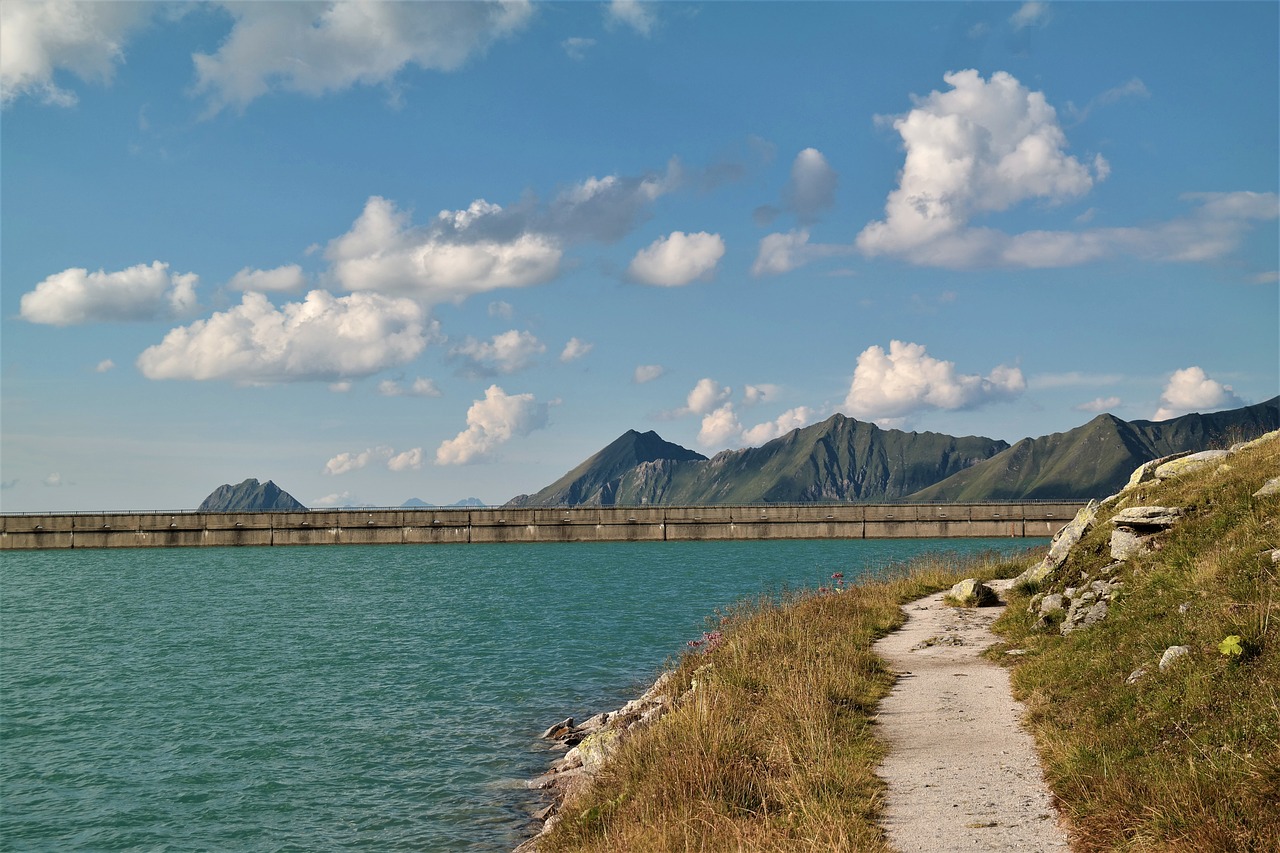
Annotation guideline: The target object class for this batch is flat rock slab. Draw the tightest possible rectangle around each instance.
[873,579,1070,852]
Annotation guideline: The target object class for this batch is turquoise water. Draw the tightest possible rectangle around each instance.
[1,538,1042,851]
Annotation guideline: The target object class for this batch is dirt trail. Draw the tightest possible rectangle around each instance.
[872,579,1071,852]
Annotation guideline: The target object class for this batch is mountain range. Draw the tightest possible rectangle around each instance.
[506,397,1279,507]
[198,478,307,512]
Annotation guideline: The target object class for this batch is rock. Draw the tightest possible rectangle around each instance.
[1126,667,1148,685]
[1155,450,1230,480]
[540,717,574,740]
[1110,528,1147,561]
[1123,452,1192,492]
[1038,593,1065,616]
[1111,506,1184,529]
[1158,645,1191,672]
[576,729,622,772]
[1231,429,1280,453]
[948,578,1000,607]
[1014,501,1098,586]
[1254,477,1280,498]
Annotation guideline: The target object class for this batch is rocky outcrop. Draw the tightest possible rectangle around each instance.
[1013,500,1099,587]
[518,672,680,851]
[947,578,999,607]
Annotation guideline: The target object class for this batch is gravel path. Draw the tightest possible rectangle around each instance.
[872,579,1071,852]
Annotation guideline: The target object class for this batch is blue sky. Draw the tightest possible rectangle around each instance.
[2,0,1277,512]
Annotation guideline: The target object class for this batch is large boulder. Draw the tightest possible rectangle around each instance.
[947,578,999,607]
[1155,450,1230,480]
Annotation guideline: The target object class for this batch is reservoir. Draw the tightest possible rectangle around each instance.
[1,538,1043,851]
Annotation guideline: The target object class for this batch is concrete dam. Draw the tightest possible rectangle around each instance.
[1,503,1085,550]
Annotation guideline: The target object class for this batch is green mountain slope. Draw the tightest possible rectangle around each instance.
[907,397,1280,501]
[508,415,1008,507]
[198,478,307,512]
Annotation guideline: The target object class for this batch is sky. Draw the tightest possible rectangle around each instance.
[1,0,1277,512]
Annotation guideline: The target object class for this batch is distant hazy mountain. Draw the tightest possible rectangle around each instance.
[507,416,1007,506]
[506,398,1278,507]
[198,479,306,512]
[401,497,487,508]
[907,397,1280,502]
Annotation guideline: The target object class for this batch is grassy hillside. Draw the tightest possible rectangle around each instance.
[909,397,1279,502]
[525,432,1279,852]
[992,432,1280,851]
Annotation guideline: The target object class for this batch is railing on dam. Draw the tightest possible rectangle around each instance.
[0,502,1086,550]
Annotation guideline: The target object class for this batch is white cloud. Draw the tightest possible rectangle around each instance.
[741,406,815,446]
[325,446,391,476]
[192,1,534,113]
[607,0,656,36]
[698,404,742,449]
[545,161,680,243]
[94,359,115,373]
[312,491,359,507]
[785,148,838,223]
[560,337,594,363]
[633,364,665,384]
[326,196,562,304]
[228,264,306,293]
[20,261,198,326]
[751,229,853,276]
[1153,366,1244,421]
[1075,396,1122,413]
[436,385,549,465]
[488,300,515,319]
[43,473,65,487]
[1010,2,1049,31]
[686,378,731,415]
[743,384,781,406]
[627,231,725,286]
[1249,270,1279,285]
[388,448,424,471]
[843,340,1025,424]
[378,377,442,398]
[448,329,545,377]
[137,290,429,383]
[857,70,1097,266]
[561,36,595,60]
[0,0,147,107]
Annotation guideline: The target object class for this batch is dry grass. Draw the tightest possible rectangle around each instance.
[535,551,1029,852]
[995,435,1280,852]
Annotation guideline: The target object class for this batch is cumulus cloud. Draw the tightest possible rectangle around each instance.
[20,261,198,326]
[1010,2,1049,30]
[436,384,549,465]
[857,70,1098,266]
[137,290,429,383]
[686,378,731,415]
[1075,396,1122,413]
[607,0,656,36]
[193,0,534,113]
[228,264,306,293]
[43,473,66,487]
[741,406,815,446]
[784,148,838,223]
[448,329,545,377]
[545,162,680,243]
[1153,366,1244,421]
[325,445,424,474]
[627,231,725,286]
[0,0,148,107]
[95,359,115,373]
[326,196,562,304]
[743,384,781,406]
[698,404,742,449]
[751,229,852,276]
[560,337,593,362]
[378,377,442,397]
[843,340,1025,425]
[388,447,424,471]
[634,364,665,384]
[312,491,360,507]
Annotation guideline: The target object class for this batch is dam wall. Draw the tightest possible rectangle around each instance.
[0,503,1085,550]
